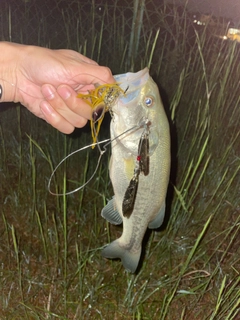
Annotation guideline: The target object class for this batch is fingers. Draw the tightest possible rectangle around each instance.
[57,85,92,120]
[40,84,91,134]
[40,100,75,134]
[38,61,115,134]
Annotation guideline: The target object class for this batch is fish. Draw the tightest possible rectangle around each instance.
[101,68,171,273]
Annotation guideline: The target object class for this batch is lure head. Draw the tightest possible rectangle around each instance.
[77,83,126,147]
[92,102,105,122]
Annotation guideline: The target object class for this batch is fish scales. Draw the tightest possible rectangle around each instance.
[101,68,170,273]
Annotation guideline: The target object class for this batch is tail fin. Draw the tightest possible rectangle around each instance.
[101,240,141,273]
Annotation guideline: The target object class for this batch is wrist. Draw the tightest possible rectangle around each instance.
[0,42,26,103]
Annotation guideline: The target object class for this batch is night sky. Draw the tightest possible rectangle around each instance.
[177,0,240,23]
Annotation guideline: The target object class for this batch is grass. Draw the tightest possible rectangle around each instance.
[0,0,240,319]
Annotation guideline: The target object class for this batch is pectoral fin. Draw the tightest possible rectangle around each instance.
[101,198,123,225]
[148,202,166,229]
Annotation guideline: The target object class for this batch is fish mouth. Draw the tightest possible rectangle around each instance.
[114,68,149,104]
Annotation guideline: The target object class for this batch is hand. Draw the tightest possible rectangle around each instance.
[1,42,115,133]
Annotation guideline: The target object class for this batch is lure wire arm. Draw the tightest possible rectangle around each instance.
[48,139,110,196]
[48,119,148,196]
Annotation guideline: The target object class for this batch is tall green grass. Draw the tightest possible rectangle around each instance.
[0,1,239,319]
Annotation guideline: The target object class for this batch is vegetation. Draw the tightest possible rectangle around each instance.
[0,1,239,319]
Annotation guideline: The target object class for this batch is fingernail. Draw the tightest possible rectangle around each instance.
[57,86,71,100]
[42,85,55,100]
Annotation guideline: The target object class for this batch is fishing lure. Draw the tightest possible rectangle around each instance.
[138,125,150,176]
[77,83,127,147]
[122,120,150,218]
[1,75,150,202]
[122,168,140,218]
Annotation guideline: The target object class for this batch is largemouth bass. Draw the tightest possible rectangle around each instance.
[101,68,170,273]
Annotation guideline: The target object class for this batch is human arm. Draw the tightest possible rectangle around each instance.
[0,41,115,133]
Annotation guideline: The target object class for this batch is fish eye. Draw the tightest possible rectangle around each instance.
[145,96,153,107]
[92,104,105,122]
